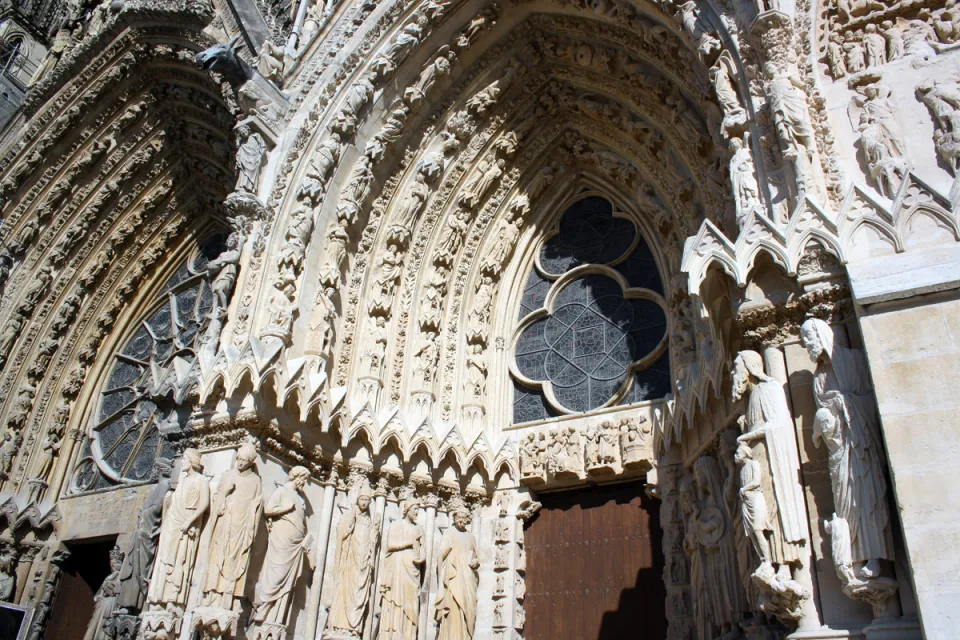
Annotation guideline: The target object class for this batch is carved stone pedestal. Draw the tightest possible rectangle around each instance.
[107,612,140,640]
[247,621,288,640]
[190,606,240,639]
[140,609,180,640]
[357,376,383,408]
[25,478,46,503]
[411,390,434,420]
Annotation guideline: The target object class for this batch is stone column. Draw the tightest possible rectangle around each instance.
[304,467,340,640]
[417,491,438,640]
[364,478,390,640]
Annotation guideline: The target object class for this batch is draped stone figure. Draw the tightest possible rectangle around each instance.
[732,350,808,565]
[252,466,313,628]
[147,449,210,611]
[202,444,264,611]
[236,128,268,194]
[84,547,123,640]
[327,486,380,638]
[680,478,711,640]
[800,318,893,580]
[693,456,746,636]
[434,508,479,640]
[377,500,423,640]
[116,458,173,613]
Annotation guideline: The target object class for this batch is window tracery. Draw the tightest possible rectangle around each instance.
[70,235,228,493]
[511,196,669,424]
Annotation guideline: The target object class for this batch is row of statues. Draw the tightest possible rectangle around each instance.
[86,444,483,640]
[678,317,895,636]
[328,489,479,640]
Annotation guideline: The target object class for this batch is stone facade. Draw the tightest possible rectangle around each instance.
[0,0,956,638]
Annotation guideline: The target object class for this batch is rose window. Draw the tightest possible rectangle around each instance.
[71,235,227,492]
[512,196,669,423]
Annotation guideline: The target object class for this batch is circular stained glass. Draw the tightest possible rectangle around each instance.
[85,236,225,487]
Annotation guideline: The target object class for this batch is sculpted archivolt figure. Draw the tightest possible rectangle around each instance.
[765,62,817,195]
[377,500,423,640]
[252,467,313,630]
[236,127,268,195]
[116,458,173,614]
[207,233,243,311]
[800,319,895,600]
[327,485,380,638]
[147,449,210,611]
[729,135,762,230]
[202,444,264,612]
[434,508,479,640]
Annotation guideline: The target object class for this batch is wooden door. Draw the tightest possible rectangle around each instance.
[524,481,666,639]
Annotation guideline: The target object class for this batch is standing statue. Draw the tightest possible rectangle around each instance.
[729,135,762,230]
[147,449,210,611]
[202,444,264,612]
[434,507,479,640]
[732,350,809,564]
[693,456,746,637]
[854,83,907,198]
[84,547,124,640]
[252,466,313,628]
[235,127,268,195]
[377,499,423,640]
[734,443,770,566]
[327,485,380,637]
[680,478,711,640]
[116,458,174,613]
[800,318,894,596]
[765,62,817,195]
[207,232,243,311]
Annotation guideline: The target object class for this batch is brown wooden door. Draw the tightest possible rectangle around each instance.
[524,481,666,639]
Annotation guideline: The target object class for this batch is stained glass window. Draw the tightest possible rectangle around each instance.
[512,197,668,423]
[71,235,226,493]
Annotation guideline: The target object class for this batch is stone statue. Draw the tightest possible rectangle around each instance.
[729,135,761,230]
[236,127,268,195]
[434,507,479,640]
[854,83,907,198]
[734,443,770,565]
[377,499,423,640]
[458,157,504,209]
[0,552,14,602]
[147,449,210,611]
[202,444,264,611]
[732,350,808,565]
[765,62,817,194]
[917,78,960,174]
[327,485,380,637]
[84,546,123,640]
[520,432,546,479]
[680,478,710,640]
[257,40,285,83]
[693,456,746,637]
[863,24,886,68]
[252,466,313,628]
[800,319,894,596]
[463,343,487,402]
[207,232,243,311]
[116,458,174,613]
